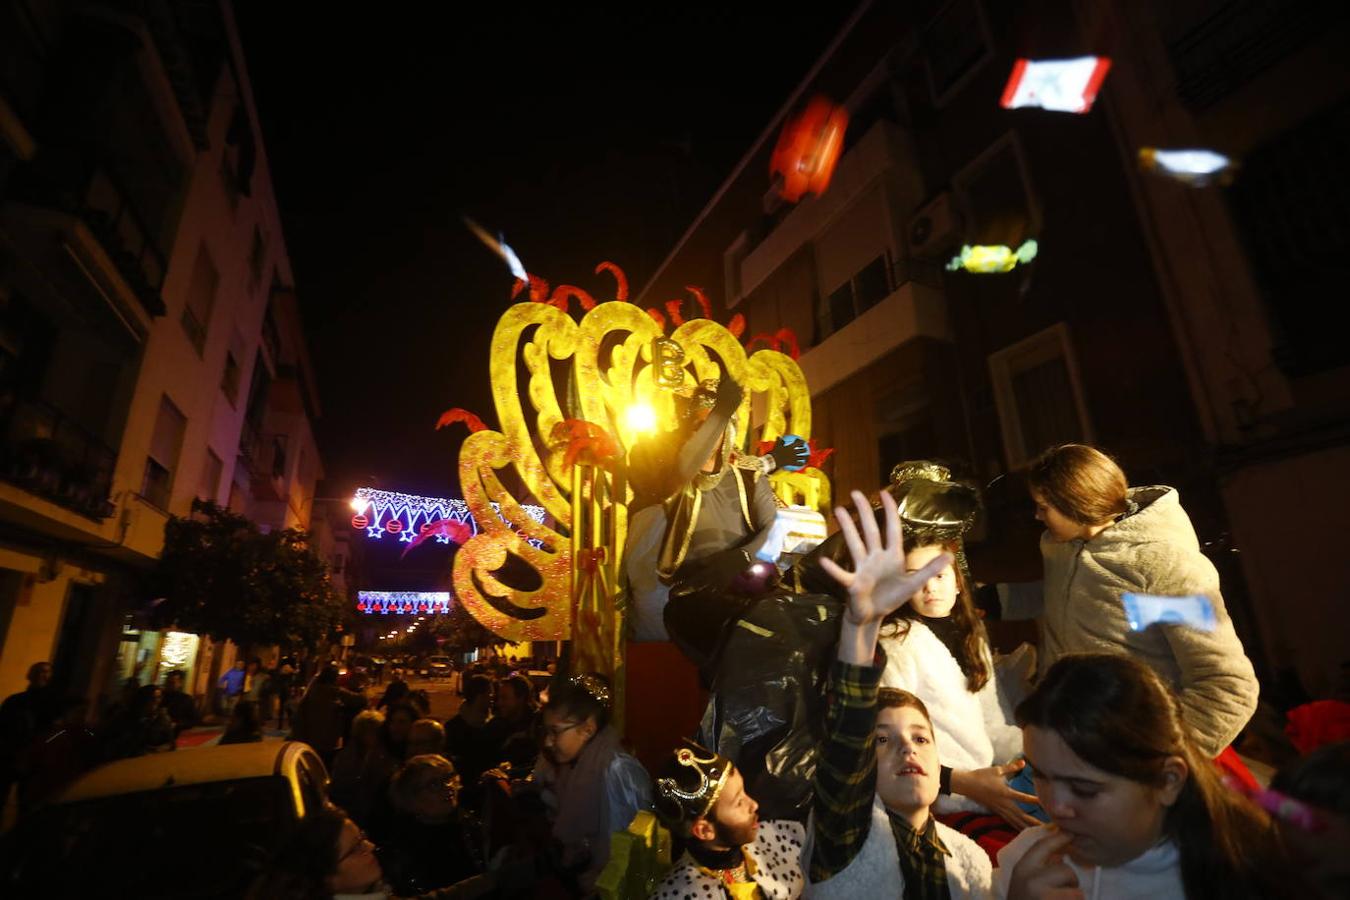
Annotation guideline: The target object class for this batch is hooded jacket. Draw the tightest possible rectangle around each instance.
[1000,486,1258,756]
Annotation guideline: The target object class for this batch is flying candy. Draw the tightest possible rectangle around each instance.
[1000,57,1112,114]
[946,240,1039,273]
[1138,148,1238,187]
[464,216,528,282]
[1122,593,1218,633]
[770,95,848,203]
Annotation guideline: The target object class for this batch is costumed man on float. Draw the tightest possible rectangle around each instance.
[624,376,809,643]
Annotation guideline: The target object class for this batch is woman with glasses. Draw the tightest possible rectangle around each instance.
[532,673,653,894]
[378,754,491,896]
[245,803,496,899]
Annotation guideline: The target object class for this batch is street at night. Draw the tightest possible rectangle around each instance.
[2,1,1349,898]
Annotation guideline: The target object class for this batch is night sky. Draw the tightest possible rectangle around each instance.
[236,4,856,503]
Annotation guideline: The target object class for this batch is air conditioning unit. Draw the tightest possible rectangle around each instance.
[907,191,961,260]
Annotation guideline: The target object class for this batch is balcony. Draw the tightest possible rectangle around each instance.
[797,272,950,397]
[740,120,922,300]
[240,423,288,502]
[102,0,227,150]
[5,153,168,323]
[0,396,117,520]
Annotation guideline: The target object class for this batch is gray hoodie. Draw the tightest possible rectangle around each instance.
[1001,486,1258,756]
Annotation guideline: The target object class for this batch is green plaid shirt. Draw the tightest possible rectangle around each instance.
[810,657,951,900]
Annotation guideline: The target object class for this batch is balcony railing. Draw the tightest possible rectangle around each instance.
[0,395,117,519]
[13,151,168,317]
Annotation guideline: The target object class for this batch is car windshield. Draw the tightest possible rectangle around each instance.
[429,656,449,664]
[0,776,295,897]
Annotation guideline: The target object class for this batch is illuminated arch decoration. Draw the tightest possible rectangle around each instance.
[357,591,452,615]
[452,260,829,699]
[351,488,547,546]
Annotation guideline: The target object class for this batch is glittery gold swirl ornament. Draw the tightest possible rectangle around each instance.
[452,265,826,670]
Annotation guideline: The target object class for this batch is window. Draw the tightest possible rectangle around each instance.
[142,395,186,509]
[249,227,265,289]
[1228,96,1350,376]
[220,104,256,209]
[923,0,993,106]
[988,323,1092,467]
[221,351,240,406]
[197,448,223,503]
[180,244,218,355]
[817,253,893,339]
[954,131,1040,249]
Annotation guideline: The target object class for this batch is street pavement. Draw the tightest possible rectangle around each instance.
[178,674,464,748]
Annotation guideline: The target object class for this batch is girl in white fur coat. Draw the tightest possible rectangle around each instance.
[880,539,1043,839]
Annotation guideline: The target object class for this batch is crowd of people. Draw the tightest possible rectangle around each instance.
[4,429,1348,898]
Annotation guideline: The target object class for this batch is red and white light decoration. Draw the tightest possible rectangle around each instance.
[1000,56,1112,114]
[349,487,546,545]
[357,591,451,615]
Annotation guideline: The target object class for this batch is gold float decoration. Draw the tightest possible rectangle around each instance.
[452,266,829,687]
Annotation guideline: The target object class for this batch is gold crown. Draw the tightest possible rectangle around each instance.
[567,673,612,710]
[656,742,732,819]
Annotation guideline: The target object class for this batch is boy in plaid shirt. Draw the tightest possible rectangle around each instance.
[808,490,993,899]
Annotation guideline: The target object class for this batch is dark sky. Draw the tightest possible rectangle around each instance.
[236,3,856,502]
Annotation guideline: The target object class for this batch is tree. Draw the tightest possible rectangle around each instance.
[434,601,500,654]
[152,500,346,649]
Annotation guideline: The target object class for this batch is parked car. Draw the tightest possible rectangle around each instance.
[424,655,453,679]
[0,741,330,897]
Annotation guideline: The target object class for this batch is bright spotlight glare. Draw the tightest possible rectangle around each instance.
[626,402,657,434]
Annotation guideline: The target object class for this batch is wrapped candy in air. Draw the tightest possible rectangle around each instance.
[947,239,1039,273]
[770,96,848,203]
[1122,593,1217,633]
[1138,148,1238,187]
[1000,57,1112,114]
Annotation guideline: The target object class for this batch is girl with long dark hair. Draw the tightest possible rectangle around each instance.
[996,653,1294,899]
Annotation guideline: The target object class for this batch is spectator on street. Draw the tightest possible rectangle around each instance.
[245,803,499,899]
[481,674,535,771]
[16,695,94,813]
[220,698,265,744]
[273,656,298,729]
[160,670,199,737]
[382,702,418,762]
[445,675,494,802]
[408,718,447,758]
[379,754,493,896]
[294,666,364,768]
[99,684,175,760]
[377,678,410,711]
[330,709,397,828]
[0,661,58,820]
[218,659,246,717]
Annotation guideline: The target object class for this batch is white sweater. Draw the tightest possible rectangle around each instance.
[806,796,991,899]
[994,826,1184,900]
[880,621,1023,813]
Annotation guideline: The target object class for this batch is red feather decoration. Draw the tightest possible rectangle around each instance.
[435,408,487,433]
[595,261,629,301]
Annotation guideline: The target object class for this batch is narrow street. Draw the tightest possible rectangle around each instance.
[176,675,465,748]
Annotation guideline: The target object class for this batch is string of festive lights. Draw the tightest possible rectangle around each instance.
[357,591,452,615]
[350,487,546,543]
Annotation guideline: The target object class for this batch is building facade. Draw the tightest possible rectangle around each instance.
[637,0,1350,696]
[0,0,324,707]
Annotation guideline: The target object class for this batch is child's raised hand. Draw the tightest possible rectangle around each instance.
[819,489,952,626]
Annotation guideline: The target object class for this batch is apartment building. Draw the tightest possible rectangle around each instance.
[638,0,1350,695]
[0,0,324,705]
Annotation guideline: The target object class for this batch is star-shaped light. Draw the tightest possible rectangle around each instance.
[366,526,383,539]
[435,534,452,544]
[398,529,415,543]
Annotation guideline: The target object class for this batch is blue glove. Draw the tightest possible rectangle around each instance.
[769,435,810,472]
